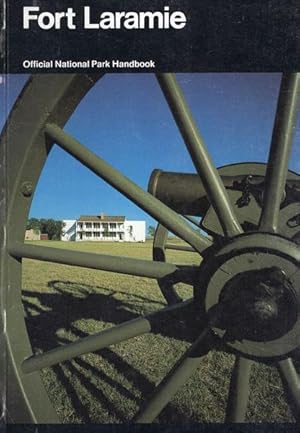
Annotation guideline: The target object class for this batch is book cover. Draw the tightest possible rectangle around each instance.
[1,0,300,430]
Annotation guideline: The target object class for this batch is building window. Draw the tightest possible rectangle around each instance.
[85,223,92,228]
[78,223,83,229]
[93,223,100,229]
[93,232,100,237]
[85,232,92,237]
[110,223,116,229]
[102,223,108,230]
[102,232,116,238]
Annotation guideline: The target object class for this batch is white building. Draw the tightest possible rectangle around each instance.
[124,220,146,242]
[61,220,76,241]
[61,214,145,242]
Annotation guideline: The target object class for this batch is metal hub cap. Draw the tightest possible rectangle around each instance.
[196,233,300,359]
[216,266,297,342]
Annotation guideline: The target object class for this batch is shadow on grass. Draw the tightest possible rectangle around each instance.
[22,279,203,423]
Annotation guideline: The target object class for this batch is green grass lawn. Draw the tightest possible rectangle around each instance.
[22,240,295,423]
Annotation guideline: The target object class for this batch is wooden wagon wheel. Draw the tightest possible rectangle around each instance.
[1,73,300,423]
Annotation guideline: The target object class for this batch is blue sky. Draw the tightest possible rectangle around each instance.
[1,73,299,229]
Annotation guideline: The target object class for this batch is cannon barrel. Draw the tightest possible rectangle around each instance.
[148,169,300,217]
[148,169,242,216]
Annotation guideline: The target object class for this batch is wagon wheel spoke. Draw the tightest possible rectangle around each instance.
[278,358,300,420]
[45,123,210,254]
[165,243,197,253]
[156,73,242,238]
[134,325,216,423]
[225,356,252,422]
[259,73,300,233]
[21,299,194,374]
[8,242,199,284]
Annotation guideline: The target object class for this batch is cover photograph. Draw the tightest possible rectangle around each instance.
[0,0,300,428]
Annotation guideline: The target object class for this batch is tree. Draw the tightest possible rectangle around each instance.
[40,219,64,240]
[42,219,57,240]
[147,225,156,238]
[26,218,41,231]
[54,220,65,240]
[27,218,64,240]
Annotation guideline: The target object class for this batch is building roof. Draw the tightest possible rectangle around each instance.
[78,215,125,222]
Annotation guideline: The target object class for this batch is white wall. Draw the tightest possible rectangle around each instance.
[124,221,146,242]
[61,220,76,241]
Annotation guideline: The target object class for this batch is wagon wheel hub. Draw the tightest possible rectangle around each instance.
[197,233,300,360]
[215,266,297,342]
